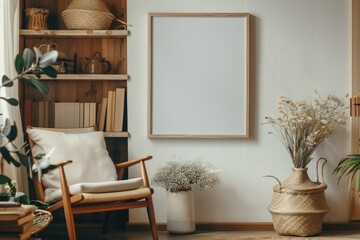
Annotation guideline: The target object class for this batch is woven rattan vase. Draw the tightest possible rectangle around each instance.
[266,158,329,237]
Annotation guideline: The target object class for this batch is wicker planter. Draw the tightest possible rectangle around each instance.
[25,8,49,30]
[266,159,329,237]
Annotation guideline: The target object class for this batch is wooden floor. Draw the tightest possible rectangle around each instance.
[37,224,360,240]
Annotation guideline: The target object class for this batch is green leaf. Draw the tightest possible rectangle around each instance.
[3,118,11,136]
[0,97,18,106]
[15,55,24,73]
[17,195,30,205]
[41,164,57,174]
[39,50,58,68]
[0,174,11,185]
[22,48,35,69]
[2,75,13,87]
[0,147,21,167]
[41,66,57,78]
[21,77,49,95]
[34,72,41,79]
[16,152,29,168]
[5,122,18,142]
[29,200,49,210]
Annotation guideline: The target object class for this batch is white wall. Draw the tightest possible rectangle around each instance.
[127,0,351,223]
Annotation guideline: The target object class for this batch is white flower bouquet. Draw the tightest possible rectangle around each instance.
[152,159,220,192]
[265,91,348,168]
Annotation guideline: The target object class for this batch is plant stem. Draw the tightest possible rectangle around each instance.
[0,68,33,88]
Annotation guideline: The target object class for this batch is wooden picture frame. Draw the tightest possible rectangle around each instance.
[148,13,250,138]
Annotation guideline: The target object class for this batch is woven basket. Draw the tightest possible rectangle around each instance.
[25,8,49,30]
[32,209,53,234]
[61,0,114,30]
[265,158,329,237]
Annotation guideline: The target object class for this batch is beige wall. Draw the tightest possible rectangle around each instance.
[127,0,351,223]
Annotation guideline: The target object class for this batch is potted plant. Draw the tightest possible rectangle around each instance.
[152,159,220,234]
[264,91,348,236]
[0,47,58,204]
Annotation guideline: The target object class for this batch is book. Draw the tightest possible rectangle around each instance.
[114,88,125,132]
[54,102,62,128]
[79,103,84,128]
[74,102,80,128]
[0,226,32,240]
[38,101,45,127]
[106,91,115,132]
[97,103,102,128]
[84,102,90,127]
[22,99,32,128]
[89,102,96,126]
[0,219,32,233]
[0,205,35,221]
[32,101,38,127]
[44,100,50,128]
[98,98,108,131]
[0,213,34,226]
[63,102,72,128]
[49,101,55,128]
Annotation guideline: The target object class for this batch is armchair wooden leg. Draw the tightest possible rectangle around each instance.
[59,166,76,240]
[63,207,76,240]
[146,196,158,240]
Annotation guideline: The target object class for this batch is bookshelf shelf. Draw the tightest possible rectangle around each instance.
[28,74,129,81]
[104,132,129,138]
[20,29,128,38]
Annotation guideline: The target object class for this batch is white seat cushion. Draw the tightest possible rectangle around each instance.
[27,129,118,190]
[44,178,144,203]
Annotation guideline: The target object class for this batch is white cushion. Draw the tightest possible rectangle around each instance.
[27,129,118,190]
[44,178,144,203]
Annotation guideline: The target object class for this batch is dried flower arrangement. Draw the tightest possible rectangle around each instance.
[152,159,220,192]
[265,91,348,168]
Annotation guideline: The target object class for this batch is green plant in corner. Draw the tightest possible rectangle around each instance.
[0,47,58,204]
[333,154,360,191]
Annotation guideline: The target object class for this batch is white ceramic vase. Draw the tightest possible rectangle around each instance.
[166,190,195,234]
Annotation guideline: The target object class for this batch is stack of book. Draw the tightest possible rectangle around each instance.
[0,204,35,240]
[22,88,126,131]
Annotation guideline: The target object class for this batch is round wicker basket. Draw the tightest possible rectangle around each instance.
[32,209,53,234]
[61,0,114,30]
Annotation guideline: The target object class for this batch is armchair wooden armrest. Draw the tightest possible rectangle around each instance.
[44,160,73,173]
[115,156,153,187]
[115,155,152,169]
[53,160,73,167]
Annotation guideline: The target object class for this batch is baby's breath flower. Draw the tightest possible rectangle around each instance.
[152,159,221,192]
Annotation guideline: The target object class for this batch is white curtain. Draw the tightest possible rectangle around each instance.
[0,0,28,193]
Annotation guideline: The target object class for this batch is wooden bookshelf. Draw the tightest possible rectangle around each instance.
[19,0,130,226]
[25,74,129,81]
[20,29,128,38]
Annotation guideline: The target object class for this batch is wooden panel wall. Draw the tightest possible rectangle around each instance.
[350,0,360,220]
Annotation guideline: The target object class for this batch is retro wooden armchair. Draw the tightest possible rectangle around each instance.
[26,126,158,240]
